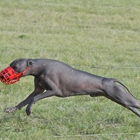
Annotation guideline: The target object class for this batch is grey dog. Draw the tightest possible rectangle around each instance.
[5,58,140,117]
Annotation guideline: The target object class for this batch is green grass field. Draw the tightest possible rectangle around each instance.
[0,0,140,139]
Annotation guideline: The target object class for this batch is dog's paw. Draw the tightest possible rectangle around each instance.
[26,106,32,116]
[5,107,17,113]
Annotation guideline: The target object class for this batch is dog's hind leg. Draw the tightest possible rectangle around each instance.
[103,79,140,117]
[127,107,140,117]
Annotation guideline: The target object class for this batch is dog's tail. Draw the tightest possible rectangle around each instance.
[113,78,140,100]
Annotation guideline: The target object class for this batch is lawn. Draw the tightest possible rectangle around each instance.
[0,0,140,139]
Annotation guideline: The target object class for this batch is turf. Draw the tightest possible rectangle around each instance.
[0,0,140,139]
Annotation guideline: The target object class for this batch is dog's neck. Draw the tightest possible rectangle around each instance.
[28,60,46,77]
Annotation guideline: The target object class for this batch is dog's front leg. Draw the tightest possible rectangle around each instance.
[5,91,38,113]
[26,90,56,116]
[5,88,45,113]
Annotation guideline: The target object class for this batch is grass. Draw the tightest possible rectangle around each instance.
[0,0,140,139]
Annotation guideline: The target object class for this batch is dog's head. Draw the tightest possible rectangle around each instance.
[0,59,33,85]
[10,59,33,74]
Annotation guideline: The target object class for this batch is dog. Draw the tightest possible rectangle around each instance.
[3,58,140,117]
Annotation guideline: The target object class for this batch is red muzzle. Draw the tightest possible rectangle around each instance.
[0,66,29,85]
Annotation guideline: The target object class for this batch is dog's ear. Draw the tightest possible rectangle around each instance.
[27,59,34,66]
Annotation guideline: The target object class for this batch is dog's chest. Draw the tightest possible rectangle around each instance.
[38,80,51,90]
[39,82,45,88]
